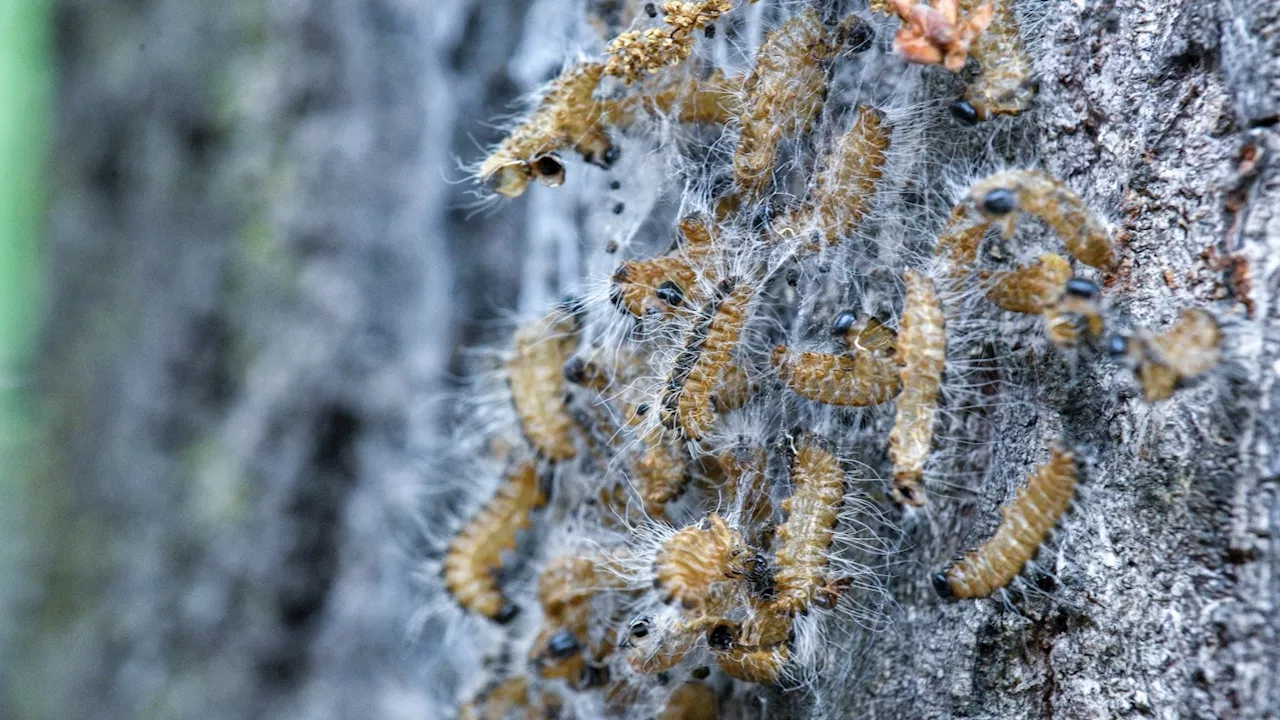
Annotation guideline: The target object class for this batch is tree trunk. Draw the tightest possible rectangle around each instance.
[4,1,1277,719]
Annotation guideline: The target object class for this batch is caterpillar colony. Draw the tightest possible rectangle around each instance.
[435,0,1229,716]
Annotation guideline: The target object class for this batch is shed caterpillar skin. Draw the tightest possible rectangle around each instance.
[653,513,752,609]
[772,313,901,407]
[1108,309,1223,401]
[770,106,892,250]
[888,271,946,507]
[936,447,1077,599]
[612,217,716,318]
[444,460,548,622]
[657,682,719,720]
[662,279,755,440]
[604,1,739,84]
[887,0,994,71]
[983,252,1071,314]
[769,435,845,616]
[968,170,1117,271]
[479,63,612,198]
[509,307,580,462]
[732,11,870,202]
[953,0,1039,122]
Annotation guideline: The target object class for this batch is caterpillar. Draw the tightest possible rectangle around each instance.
[444,460,548,622]
[625,617,697,674]
[662,279,755,440]
[770,106,892,251]
[508,307,580,462]
[934,201,992,276]
[983,253,1071,314]
[1045,276,1105,348]
[771,314,901,407]
[531,553,629,688]
[634,428,692,517]
[936,447,1078,599]
[1109,308,1223,401]
[732,11,870,202]
[769,435,845,616]
[458,676,537,720]
[653,513,752,609]
[888,271,946,507]
[478,63,612,197]
[952,0,1039,122]
[604,1,738,84]
[887,0,994,71]
[967,170,1117,271]
[612,217,716,318]
[658,682,719,720]
[718,444,774,535]
[707,609,792,684]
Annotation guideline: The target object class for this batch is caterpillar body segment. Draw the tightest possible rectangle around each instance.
[658,682,719,720]
[770,435,845,616]
[955,0,1038,121]
[887,0,995,71]
[479,63,611,198]
[934,202,991,276]
[1045,276,1105,348]
[662,279,756,440]
[968,170,1117,271]
[983,252,1071,314]
[459,676,537,720]
[1111,309,1223,401]
[772,313,902,408]
[612,217,716,318]
[709,609,792,683]
[653,514,752,609]
[604,1,737,84]
[733,11,861,202]
[770,106,892,250]
[938,448,1078,599]
[635,428,693,517]
[508,308,581,461]
[888,271,946,507]
[444,460,548,621]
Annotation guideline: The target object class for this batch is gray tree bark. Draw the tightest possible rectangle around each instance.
[3,1,1277,719]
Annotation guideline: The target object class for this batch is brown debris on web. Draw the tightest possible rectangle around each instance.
[887,0,994,71]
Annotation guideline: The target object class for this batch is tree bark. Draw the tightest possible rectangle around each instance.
[4,1,1278,719]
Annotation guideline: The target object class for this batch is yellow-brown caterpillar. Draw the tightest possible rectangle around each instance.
[983,252,1071,314]
[953,0,1038,122]
[508,307,580,461]
[769,435,845,616]
[653,513,751,609]
[634,428,692,518]
[707,609,792,683]
[1044,276,1106,348]
[770,106,892,251]
[444,460,548,622]
[968,170,1117,271]
[1109,309,1223,401]
[612,217,716,318]
[530,553,627,687]
[658,682,720,720]
[771,315,901,407]
[732,11,868,202]
[662,279,755,440]
[479,63,611,198]
[458,676,540,720]
[888,271,946,507]
[887,0,994,71]
[936,447,1077,599]
[605,1,737,84]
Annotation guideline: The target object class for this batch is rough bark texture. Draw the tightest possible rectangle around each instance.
[3,1,1278,719]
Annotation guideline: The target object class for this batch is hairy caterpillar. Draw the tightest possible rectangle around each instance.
[509,307,580,462]
[653,513,752,609]
[605,1,738,84]
[635,428,693,517]
[658,682,719,720]
[1045,277,1105,347]
[531,553,630,688]
[983,253,1071,314]
[770,435,845,615]
[459,676,541,720]
[662,279,755,440]
[887,0,994,71]
[770,106,892,251]
[888,272,946,507]
[934,202,991,276]
[444,460,548,622]
[708,609,792,683]
[771,314,901,407]
[952,0,1038,122]
[968,170,1117,271]
[936,447,1077,599]
[732,11,871,202]
[612,217,716,318]
[479,63,612,197]
[1109,309,1223,401]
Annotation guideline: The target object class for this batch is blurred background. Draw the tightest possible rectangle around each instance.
[1,1,543,717]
